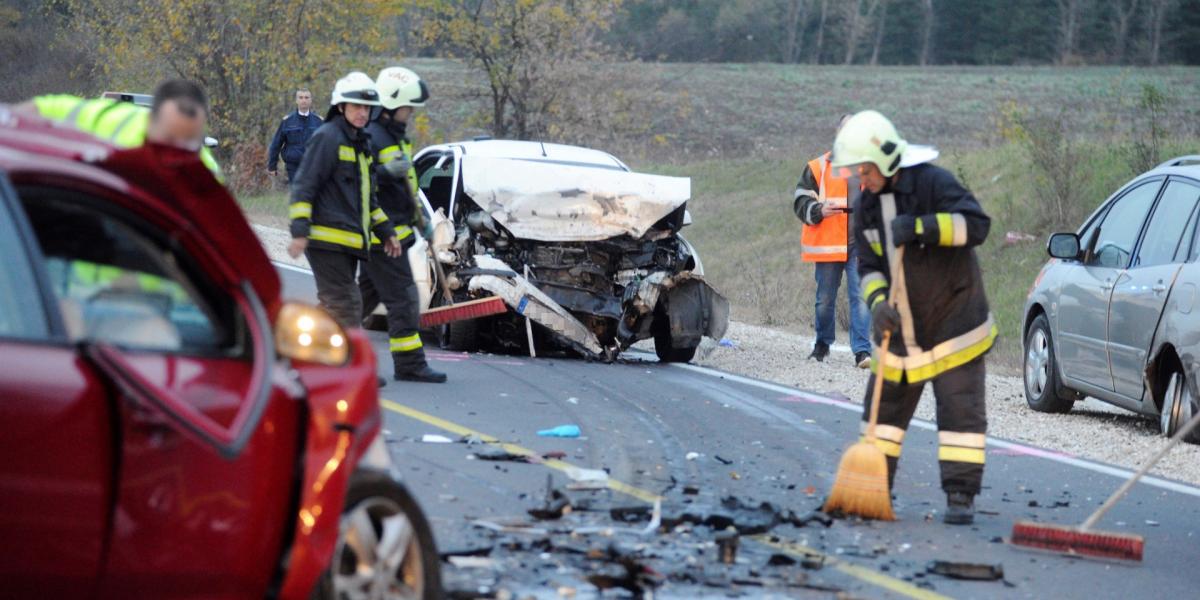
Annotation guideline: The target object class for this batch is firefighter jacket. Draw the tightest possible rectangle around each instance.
[854,162,996,384]
[32,94,223,179]
[365,120,419,246]
[267,110,322,170]
[794,152,854,262]
[288,114,394,259]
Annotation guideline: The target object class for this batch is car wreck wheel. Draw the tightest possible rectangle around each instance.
[1161,371,1200,444]
[316,477,441,600]
[1023,314,1074,413]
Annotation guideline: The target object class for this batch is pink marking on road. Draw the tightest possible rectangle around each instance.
[989,445,1074,459]
[778,393,856,409]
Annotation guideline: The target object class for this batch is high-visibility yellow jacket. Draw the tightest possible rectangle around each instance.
[32,95,223,179]
[794,152,851,263]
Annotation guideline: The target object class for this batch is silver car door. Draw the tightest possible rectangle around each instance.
[1056,179,1161,391]
[1108,179,1200,401]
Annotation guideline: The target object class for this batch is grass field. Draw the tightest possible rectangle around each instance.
[245,61,1200,371]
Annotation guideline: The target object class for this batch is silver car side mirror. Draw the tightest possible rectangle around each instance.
[1047,232,1081,260]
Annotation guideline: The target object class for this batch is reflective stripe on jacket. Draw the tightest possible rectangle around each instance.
[854,163,995,384]
[795,152,850,263]
[32,95,223,179]
[365,121,418,246]
[289,115,394,258]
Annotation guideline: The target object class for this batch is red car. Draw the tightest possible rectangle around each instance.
[0,107,440,599]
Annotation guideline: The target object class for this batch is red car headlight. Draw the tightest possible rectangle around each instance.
[275,302,350,366]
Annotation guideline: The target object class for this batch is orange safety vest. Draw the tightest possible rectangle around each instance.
[800,153,849,262]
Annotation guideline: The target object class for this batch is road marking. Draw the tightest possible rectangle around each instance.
[753,536,952,600]
[273,261,312,274]
[670,362,1200,499]
[380,399,661,504]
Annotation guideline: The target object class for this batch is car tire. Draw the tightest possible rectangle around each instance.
[1023,314,1075,413]
[652,313,697,363]
[1160,371,1200,444]
[312,471,442,600]
[440,316,479,352]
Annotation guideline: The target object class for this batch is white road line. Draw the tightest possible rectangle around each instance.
[670,362,1200,499]
[270,261,1200,498]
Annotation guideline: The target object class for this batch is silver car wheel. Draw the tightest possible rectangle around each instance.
[1161,372,1194,438]
[331,497,424,600]
[1025,328,1050,398]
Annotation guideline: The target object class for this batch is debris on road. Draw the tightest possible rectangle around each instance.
[422,434,454,443]
[927,560,1005,581]
[538,424,582,438]
[714,454,734,465]
[685,451,700,460]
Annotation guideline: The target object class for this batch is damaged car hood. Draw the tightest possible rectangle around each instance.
[461,155,691,242]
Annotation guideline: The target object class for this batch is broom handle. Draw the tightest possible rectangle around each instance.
[1081,408,1200,530]
[428,243,455,304]
[867,245,905,442]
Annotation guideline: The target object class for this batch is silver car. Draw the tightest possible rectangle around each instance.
[1023,156,1200,443]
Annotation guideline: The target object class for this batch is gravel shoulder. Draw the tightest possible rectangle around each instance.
[248,222,1200,486]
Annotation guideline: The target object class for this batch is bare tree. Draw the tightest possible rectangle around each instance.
[1056,0,1087,64]
[918,0,934,66]
[869,0,890,66]
[780,0,810,64]
[1147,0,1175,65]
[843,0,880,65]
[812,0,828,64]
[1108,0,1140,64]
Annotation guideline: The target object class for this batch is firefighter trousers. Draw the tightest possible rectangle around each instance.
[861,356,987,496]
[359,246,428,373]
[306,247,363,332]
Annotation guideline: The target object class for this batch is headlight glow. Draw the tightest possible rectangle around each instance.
[275,302,350,366]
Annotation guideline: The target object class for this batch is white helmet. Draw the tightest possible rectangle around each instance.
[330,71,381,106]
[375,67,429,110]
[831,110,908,177]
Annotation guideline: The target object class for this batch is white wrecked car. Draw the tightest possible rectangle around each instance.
[409,139,728,362]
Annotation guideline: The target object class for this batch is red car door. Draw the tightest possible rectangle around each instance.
[14,167,300,598]
[0,174,113,598]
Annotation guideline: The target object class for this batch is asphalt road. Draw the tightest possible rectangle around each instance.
[278,263,1200,599]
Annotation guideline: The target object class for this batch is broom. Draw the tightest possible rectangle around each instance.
[418,243,506,328]
[823,247,904,521]
[1010,407,1200,562]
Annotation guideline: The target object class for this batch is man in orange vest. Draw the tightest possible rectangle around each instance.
[793,115,872,368]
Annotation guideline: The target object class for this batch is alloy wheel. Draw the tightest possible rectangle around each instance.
[331,497,425,600]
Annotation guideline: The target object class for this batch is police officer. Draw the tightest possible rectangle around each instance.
[18,79,222,178]
[287,72,403,387]
[267,89,322,182]
[833,110,996,525]
[361,66,445,383]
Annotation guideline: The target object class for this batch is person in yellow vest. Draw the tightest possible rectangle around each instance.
[793,114,872,368]
[17,79,223,179]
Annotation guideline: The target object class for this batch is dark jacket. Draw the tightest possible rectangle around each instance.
[268,111,322,169]
[288,115,393,259]
[366,120,417,245]
[854,163,995,383]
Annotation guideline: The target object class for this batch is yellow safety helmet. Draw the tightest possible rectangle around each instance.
[831,110,908,177]
[375,67,429,110]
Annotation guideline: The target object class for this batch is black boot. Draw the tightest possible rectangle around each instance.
[395,364,447,383]
[377,375,388,388]
[808,342,830,361]
[944,492,975,525]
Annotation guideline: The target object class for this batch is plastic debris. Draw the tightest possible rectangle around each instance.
[538,424,581,438]
[422,434,453,443]
[686,452,700,461]
[926,560,1005,581]
[714,455,733,465]
[448,556,495,568]
[719,338,737,348]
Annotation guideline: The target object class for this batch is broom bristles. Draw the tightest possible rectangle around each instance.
[823,441,895,521]
[1010,520,1144,562]
[419,296,507,328]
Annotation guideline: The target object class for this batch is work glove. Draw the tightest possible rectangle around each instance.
[381,155,412,179]
[872,301,901,338]
[890,214,919,247]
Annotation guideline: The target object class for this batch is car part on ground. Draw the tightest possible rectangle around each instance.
[413,141,728,362]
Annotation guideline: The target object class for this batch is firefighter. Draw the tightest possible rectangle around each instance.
[794,114,872,368]
[287,72,403,386]
[832,110,996,525]
[361,66,445,383]
[18,79,223,178]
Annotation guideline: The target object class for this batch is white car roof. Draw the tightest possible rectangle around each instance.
[422,139,629,171]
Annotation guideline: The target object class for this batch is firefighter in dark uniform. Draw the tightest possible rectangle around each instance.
[360,66,446,383]
[287,72,403,386]
[267,89,322,182]
[832,110,996,525]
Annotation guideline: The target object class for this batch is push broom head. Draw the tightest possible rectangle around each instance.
[823,441,895,521]
[419,296,508,328]
[1010,520,1144,562]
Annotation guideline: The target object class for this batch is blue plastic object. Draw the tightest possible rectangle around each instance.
[537,424,581,438]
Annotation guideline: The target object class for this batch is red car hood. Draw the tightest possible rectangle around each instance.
[0,106,281,306]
